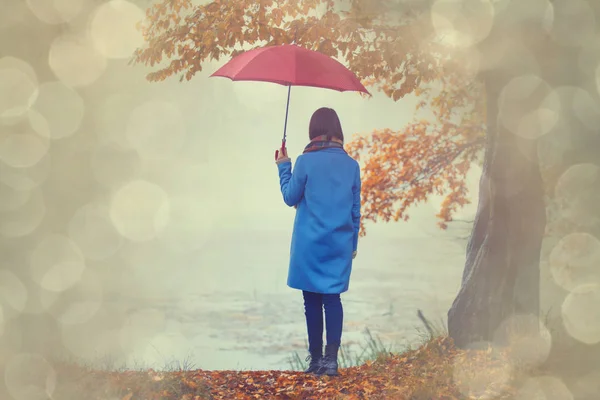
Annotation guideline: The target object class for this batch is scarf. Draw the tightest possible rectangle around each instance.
[303,135,345,154]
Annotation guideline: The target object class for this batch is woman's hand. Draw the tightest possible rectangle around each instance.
[275,143,290,164]
[275,145,287,161]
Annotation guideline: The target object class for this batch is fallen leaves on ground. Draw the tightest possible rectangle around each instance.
[56,337,522,400]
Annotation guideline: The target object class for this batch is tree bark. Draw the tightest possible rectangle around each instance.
[447,67,547,347]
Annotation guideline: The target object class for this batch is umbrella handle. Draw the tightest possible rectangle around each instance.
[277,139,286,157]
[274,139,287,161]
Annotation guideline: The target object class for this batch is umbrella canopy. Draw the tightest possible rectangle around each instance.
[211,44,369,94]
[210,44,369,144]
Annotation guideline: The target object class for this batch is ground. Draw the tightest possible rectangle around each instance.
[51,337,532,400]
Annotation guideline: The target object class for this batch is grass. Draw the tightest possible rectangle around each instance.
[288,308,447,371]
[287,327,394,371]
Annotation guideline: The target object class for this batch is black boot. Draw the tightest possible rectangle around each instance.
[317,344,339,376]
[304,347,322,374]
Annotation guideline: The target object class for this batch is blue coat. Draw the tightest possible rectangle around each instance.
[277,148,361,294]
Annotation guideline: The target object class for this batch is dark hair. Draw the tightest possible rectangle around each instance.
[308,107,344,142]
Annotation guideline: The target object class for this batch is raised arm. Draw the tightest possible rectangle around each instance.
[277,155,307,207]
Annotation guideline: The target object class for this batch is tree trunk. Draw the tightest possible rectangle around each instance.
[447,68,547,347]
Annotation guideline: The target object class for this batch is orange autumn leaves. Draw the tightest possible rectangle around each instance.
[131,0,486,234]
[346,74,485,233]
[74,337,519,400]
[346,124,482,234]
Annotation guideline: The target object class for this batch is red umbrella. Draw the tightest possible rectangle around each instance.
[210,44,370,146]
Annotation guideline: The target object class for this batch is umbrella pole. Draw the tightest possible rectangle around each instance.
[282,85,291,147]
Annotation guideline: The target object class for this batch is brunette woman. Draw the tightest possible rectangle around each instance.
[275,107,361,376]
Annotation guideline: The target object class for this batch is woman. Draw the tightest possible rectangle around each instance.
[275,107,361,376]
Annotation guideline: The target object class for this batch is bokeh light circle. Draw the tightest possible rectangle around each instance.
[30,81,85,139]
[25,0,84,24]
[549,232,600,292]
[41,268,103,326]
[0,322,23,362]
[49,33,107,87]
[68,203,123,261]
[493,313,552,369]
[0,304,4,337]
[571,87,600,132]
[430,0,495,48]
[4,353,57,400]
[0,68,38,120]
[549,0,596,48]
[0,127,49,168]
[540,0,555,34]
[109,180,171,242]
[0,151,50,191]
[0,188,46,238]
[0,182,30,212]
[0,270,28,314]
[90,0,145,59]
[0,57,37,84]
[554,163,599,226]
[595,63,600,98]
[561,284,600,345]
[498,75,559,139]
[0,57,38,123]
[491,0,554,34]
[30,234,86,293]
[579,36,600,76]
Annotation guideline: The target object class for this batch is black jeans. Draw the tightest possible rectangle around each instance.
[302,291,343,353]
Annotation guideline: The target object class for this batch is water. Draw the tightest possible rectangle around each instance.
[108,229,466,371]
